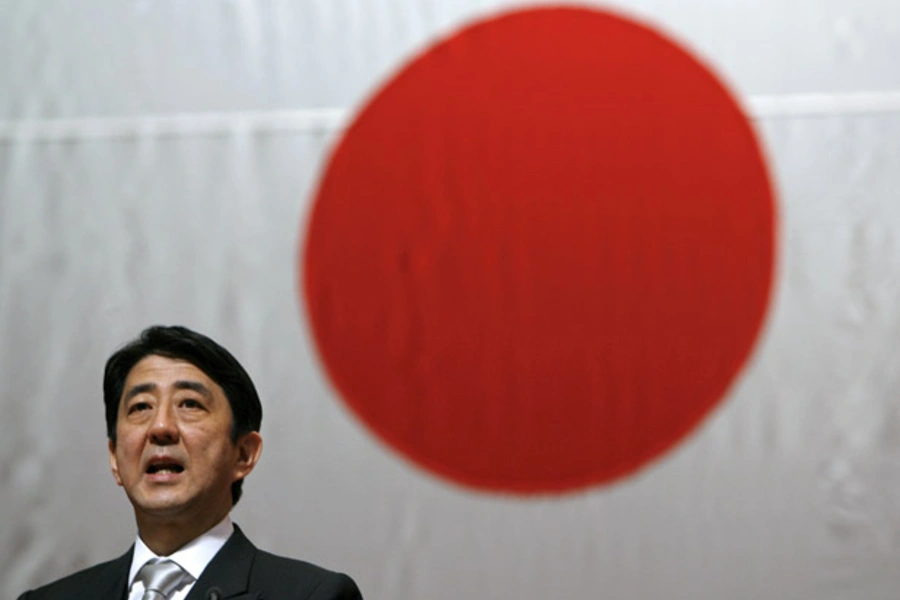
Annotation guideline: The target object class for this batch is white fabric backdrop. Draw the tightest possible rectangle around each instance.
[3,1,900,598]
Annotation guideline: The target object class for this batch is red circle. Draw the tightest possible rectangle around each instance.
[302,6,776,493]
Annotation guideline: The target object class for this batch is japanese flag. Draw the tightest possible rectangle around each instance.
[3,2,900,600]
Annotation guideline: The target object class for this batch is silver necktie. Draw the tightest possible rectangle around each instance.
[135,558,187,600]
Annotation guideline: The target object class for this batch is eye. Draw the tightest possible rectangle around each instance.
[127,401,151,414]
[180,398,204,409]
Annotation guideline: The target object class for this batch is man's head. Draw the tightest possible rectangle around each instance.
[104,325,263,508]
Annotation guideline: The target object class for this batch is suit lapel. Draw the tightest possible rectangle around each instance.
[185,524,259,600]
[102,546,133,600]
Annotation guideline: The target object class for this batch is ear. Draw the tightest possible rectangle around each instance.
[233,431,263,481]
[108,438,123,486]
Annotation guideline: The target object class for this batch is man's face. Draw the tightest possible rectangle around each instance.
[108,355,260,523]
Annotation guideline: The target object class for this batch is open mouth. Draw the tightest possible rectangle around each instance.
[146,462,184,475]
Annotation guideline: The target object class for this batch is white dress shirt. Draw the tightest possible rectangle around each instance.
[126,515,234,600]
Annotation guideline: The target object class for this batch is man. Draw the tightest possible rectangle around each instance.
[18,325,363,600]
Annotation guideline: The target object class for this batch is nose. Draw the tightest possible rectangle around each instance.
[148,402,179,445]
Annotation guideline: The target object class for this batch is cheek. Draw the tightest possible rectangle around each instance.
[188,430,234,462]
[202,440,241,477]
[115,435,143,469]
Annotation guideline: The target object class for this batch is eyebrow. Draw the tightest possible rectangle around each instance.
[122,380,213,403]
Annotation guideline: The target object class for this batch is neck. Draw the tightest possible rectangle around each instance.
[135,506,230,556]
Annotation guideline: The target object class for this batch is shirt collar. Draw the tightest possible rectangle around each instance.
[128,514,234,588]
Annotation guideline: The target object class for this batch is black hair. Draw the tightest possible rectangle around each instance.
[103,325,262,506]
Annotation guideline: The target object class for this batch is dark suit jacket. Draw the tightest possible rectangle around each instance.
[17,525,363,600]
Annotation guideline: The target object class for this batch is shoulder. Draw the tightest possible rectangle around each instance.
[250,550,363,600]
[17,554,129,600]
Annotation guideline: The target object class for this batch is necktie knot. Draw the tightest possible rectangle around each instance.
[135,558,187,600]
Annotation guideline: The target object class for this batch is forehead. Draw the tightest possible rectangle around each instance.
[123,354,222,395]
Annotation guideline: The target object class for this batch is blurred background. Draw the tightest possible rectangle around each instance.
[3,1,900,598]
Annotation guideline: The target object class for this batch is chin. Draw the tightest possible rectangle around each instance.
[131,494,191,517]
